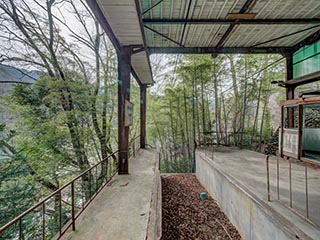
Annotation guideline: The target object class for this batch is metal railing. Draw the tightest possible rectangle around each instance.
[265,155,319,227]
[200,131,265,150]
[129,135,141,158]
[0,151,120,240]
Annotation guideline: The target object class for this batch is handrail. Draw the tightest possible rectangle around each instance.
[0,150,120,239]
[265,154,319,228]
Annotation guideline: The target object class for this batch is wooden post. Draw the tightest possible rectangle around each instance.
[140,85,147,148]
[118,46,131,174]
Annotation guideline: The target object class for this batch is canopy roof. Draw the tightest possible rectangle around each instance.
[87,0,320,85]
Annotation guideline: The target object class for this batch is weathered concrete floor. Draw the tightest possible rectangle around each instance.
[62,148,158,240]
[198,147,320,238]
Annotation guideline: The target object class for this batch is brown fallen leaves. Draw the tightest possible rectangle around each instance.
[161,174,241,240]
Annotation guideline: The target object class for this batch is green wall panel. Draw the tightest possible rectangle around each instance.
[293,40,320,78]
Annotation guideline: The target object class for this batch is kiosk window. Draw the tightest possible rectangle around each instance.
[303,105,320,128]
[283,106,299,129]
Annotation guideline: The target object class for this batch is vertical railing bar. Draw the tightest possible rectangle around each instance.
[71,182,75,231]
[305,166,309,218]
[289,160,292,208]
[81,177,85,208]
[19,218,22,240]
[42,202,45,240]
[88,169,92,199]
[266,156,271,201]
[59,191,62,236]
[277,157,280,200]
[95,165,98,191]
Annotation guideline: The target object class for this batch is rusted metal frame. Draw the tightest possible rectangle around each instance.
[140,85,147,148]
[144,25,183,47]
[143,18,320,25]
[85,0,120,52]
[252,24,320,48]
[118,46,131,174]
[216,0,256,48]
[148,46,292,55]
[0,151,119,236]
[142,0,164,15]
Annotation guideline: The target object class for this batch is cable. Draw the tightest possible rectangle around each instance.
[220,56,285,95]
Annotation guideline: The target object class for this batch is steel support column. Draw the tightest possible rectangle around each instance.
[285,54,295,128]
[118,46,131,174]
[285,54,295,100]
[140,85,147,148]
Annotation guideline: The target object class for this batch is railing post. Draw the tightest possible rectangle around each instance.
[289,160,292,208]
[266,156,270,201]
[59,192,62,236]
[42,202,45,240]
[277,157,280,200]
[305,166,309,218]
[140,85,147,149]
[71,182,75,231]
[19,218,22,240]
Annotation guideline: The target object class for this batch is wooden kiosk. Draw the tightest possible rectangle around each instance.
[280,94,320,165]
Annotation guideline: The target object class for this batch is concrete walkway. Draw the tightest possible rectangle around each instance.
[198,147,320,239]
[61,148,158,240]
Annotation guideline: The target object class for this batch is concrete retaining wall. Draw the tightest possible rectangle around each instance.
[196,152,311,240]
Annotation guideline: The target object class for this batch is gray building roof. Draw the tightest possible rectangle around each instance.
[0,64,39,84]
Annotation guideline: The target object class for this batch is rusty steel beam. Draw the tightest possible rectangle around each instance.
[118,46,131,174]
[140,85,147,148]
[148,46,291,55]
[216,0,256,48]
[143,18,320,25]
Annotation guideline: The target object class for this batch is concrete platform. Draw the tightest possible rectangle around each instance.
[197,147,320,240]
[61,148,158,240]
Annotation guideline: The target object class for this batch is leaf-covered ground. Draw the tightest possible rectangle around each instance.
[161,174,241,240]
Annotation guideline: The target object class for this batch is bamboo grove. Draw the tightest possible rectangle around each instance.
[147,54,285,173]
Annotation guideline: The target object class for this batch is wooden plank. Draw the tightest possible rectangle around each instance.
[227,13,257,19]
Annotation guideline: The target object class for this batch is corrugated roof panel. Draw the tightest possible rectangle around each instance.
[225,25,320,48]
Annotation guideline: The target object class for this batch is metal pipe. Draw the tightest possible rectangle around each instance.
[59,192,62,236]
[289,161,292,208]
[305,166,309,218]
[42,202,45,240]
[19,218,22,240]
[266,156,271,201]
[71,182,75,231]
[277,157,280,200]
